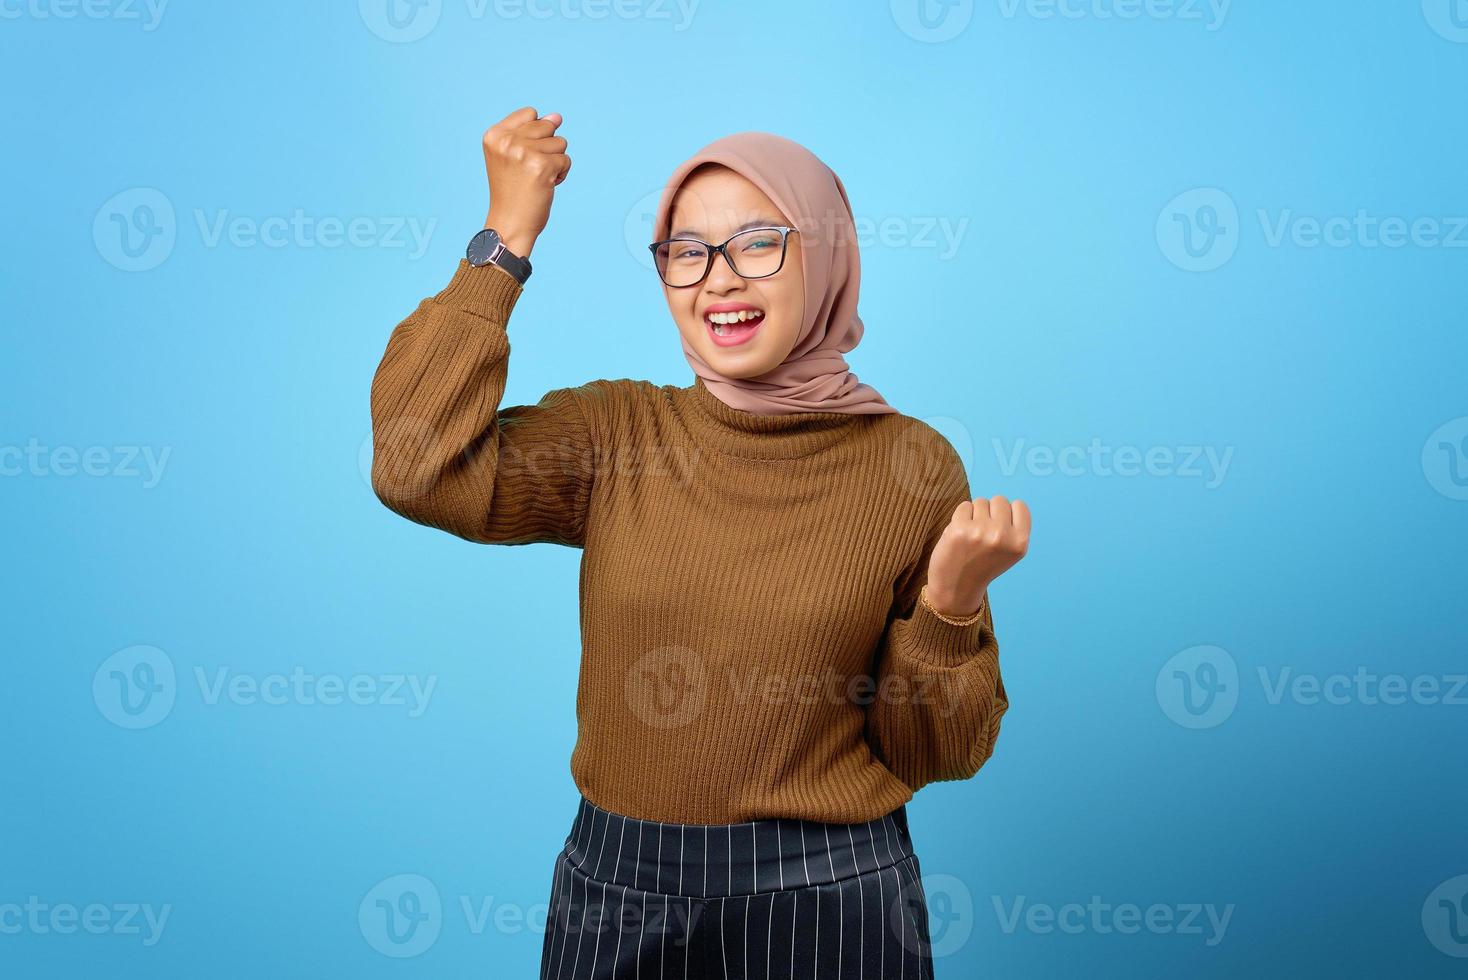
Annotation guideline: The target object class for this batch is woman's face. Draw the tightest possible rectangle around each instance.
[661,165,806,379]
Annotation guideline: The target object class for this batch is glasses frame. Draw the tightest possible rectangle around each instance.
[647,225,800,288]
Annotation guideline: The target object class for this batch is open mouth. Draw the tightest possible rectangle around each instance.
[704,309,765,347]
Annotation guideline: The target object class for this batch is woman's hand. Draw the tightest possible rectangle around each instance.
[922,495,1031,619]
[481,106,571,258]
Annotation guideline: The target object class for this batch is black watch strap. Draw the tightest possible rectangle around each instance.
[466,227,532,284]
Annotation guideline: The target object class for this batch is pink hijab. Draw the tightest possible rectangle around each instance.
[651,131,898,416]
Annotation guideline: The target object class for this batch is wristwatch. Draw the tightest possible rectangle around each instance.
[466,227,532,284]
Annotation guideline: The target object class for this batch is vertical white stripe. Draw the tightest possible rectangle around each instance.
[613,817,628,891]
[565,872,588,980]
[593,810,612,879]
[751,824,759,894]
[552,860,576,980]
[814,882,820,980]
[634,817,645,891]
[679,825,685,895]
[613,884,629,980]
[661,894,667,980]
[876,857,886,976]
[790,892,797,979]
[743,894,750,979]
[766,893,775,980]
[894,863,909,980]
[720,896,729,980]
[776,823,786,891]
[849,826,865,980]
[799,823,811,887]
[824,826,842,977]
[589,880,608,979]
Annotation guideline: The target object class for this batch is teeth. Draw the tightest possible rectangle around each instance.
[708,310,764,325]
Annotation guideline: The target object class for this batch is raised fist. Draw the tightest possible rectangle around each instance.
[923,495,1031,618]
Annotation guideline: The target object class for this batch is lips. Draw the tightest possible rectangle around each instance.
[705,311,763,347]
[703,305,765,348]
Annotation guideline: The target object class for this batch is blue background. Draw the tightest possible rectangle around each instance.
[3,0,1466,976]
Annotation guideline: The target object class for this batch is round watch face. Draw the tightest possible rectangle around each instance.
[466,228,530,281]
[466,228,501,267]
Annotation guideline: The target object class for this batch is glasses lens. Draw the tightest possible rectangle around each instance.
[725,228,787,279]
[653,239,709,287]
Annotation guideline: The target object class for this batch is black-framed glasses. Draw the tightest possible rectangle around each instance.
[648,226,799,288]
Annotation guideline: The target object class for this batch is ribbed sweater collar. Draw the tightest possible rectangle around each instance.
[676,376,870,461]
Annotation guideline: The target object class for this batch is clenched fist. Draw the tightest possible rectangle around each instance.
[481,106,572,258]
[923,495,1031,619]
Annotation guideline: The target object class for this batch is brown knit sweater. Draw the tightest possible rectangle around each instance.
[369,260,1009,825]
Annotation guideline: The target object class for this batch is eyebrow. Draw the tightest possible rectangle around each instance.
[668,218,784,240]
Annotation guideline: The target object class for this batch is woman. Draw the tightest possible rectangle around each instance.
[369,106,1031,979]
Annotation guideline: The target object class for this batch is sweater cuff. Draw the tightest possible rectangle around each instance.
[433,259,524,321]
[901,596,993,669]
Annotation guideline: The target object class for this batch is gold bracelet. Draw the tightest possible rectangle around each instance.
[919,584,987,626]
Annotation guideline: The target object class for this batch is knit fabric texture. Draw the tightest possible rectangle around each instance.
[369,260,1009,825]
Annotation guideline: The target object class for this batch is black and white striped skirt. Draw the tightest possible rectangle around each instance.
[540,794,934,980]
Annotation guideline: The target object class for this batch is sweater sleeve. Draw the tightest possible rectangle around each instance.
[863,455,1010,792]
[368,260,601,548]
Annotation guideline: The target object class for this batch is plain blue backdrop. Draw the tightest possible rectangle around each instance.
[3,1,1466,976]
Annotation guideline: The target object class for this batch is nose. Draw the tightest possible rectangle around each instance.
[703,246,745,292]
